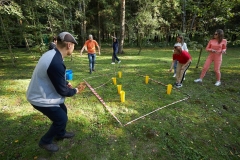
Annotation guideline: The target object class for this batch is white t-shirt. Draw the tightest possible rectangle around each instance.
[181,42,188,52]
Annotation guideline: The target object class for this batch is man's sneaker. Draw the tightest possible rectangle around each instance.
[194,78,202,83]
[118,60,121,64]
[173,74,176,77]
[39,143,59,152]
[175,83,183,88]
[215,81,221,86]
[111,62,115,64]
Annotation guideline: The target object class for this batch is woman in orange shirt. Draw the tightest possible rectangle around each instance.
[194,29,227,86]
[80,35,101,74]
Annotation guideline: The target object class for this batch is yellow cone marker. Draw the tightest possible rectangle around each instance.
[112,77,117,85]
[167,84,172,95]
[118,71,122,78]
[117,85,122,94]
[145,75,149,84]
[120,91,125,102]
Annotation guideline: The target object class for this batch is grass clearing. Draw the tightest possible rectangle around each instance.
[0,47,239,160]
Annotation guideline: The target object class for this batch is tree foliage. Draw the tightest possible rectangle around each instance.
[0,0,240,53]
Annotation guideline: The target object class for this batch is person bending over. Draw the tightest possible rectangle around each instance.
[169,43,192,88]
[172,36,188,78]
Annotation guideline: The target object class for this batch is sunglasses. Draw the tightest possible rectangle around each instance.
[214,33,218,35]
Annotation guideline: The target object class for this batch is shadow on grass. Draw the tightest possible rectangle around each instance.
[0,109,123,159]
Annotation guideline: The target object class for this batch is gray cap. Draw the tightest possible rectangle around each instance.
[174,43,182,47]
[57,32,78,44]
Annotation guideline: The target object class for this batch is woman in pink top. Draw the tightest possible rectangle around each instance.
[194,29,227,86]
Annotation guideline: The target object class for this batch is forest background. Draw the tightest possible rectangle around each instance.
[1,0,240,63]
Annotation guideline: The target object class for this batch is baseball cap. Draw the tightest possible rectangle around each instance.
[57,32,78,44]
[174,43,182,47]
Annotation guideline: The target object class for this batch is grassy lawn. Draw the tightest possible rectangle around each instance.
[0,46,239,160]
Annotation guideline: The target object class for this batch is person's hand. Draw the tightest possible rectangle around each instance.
[67,82,73,88]
[169,69,172,72]
[221,50,226,54]
[76,82,86,94]
[211,49,216,53]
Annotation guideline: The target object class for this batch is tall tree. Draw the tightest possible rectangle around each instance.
[0,1,23,66]
[119,0,125,54]
[182,0,186,33]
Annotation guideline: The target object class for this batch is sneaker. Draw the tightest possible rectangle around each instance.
[118,60,121,64]
[215,81,221,86]
[39,143,59,152]
[111,62,115,64]
[173,74,176,77]
[194,78,202,83]
[175,83,183,88]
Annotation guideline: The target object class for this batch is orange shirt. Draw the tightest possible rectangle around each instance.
[84,40,99,54]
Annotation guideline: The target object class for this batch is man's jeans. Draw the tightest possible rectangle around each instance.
[32,103,68,144]
[88,53,96,71]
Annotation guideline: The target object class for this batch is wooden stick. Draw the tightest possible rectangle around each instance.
[196,48,203,68]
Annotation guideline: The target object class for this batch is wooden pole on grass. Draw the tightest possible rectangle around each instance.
[196,47,203,68]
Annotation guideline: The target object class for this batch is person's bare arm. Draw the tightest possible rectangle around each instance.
[80,46,86,56]
[169,60,174,72]
[97,45,101,55]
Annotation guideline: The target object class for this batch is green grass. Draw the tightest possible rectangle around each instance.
[0,47,239,160]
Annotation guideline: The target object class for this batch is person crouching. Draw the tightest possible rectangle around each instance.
[169,43,192,88]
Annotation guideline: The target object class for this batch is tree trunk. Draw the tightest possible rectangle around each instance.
[98,1,101,46]
[196,48,203,68]
[182,0,186,33]
[79,1,83,45]
[137,32,143,55]
[0,15,15,66]
[190,14,196,32]
[119,0,125,54]
[62,0,67,30]
[24,37,35,59]
[79,0,86,45]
